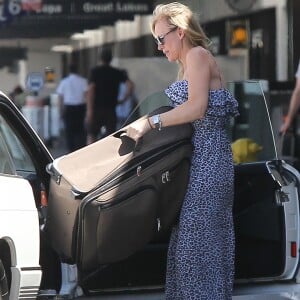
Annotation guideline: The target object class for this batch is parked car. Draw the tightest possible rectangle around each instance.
[1,81,300,299]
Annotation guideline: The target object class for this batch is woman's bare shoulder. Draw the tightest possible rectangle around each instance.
[186,47,210,65]
[186,47,210,71]
[187,46,209,57]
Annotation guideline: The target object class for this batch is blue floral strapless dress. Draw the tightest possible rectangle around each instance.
[164,80,239,300]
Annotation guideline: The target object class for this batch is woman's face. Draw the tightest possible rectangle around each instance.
[154,19,180,62]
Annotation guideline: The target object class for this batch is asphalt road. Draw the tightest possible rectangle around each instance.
[48,136,68,158]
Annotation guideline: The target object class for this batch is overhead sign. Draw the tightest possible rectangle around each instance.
[21,0,43,12]
[26,72,44,92]
[0,0,153,24]
[77,2,151,14]
[0,0,22,23]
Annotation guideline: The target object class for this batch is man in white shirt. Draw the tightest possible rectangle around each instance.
[280,60,300,134]
[56,63,88,152]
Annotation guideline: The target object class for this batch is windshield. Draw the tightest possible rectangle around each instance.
[122,80,277,164]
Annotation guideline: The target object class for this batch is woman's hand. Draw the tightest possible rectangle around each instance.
[126,118,151,141]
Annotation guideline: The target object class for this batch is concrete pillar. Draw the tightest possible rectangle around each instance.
[275,0,288,80]
[18,60,27,88]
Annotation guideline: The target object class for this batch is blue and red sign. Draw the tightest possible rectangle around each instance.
[0,0,153,25]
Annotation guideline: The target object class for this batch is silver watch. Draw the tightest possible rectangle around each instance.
[151,114,162,131]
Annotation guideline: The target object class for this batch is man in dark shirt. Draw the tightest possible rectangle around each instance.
[86,47,132,144]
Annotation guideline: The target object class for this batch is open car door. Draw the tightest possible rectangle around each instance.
[228,81,300,291]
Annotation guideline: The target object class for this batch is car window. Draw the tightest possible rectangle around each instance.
[0,132,15,175]
[228,81,277,163]
[124,81,276,164]
[0,114,35,175]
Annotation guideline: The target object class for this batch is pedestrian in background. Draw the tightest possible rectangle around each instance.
[86,47,131,144]
[116,69,135,129]
[126,2,239,299]
[9,85,27,110]
[280,59,300,134]
[56,63,88,152]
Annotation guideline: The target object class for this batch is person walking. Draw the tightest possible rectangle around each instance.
[116,69,136,129]
[86,47,131,144]
[9,85,27,110]
[56,63,88,152]
[126,2,239,299]
[280,60,300,134]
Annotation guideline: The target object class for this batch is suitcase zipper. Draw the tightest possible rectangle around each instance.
[88,154,190,210]
[97,184,157,209]
[71,139,191,200]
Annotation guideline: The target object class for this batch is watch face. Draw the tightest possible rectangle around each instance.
[226,0,256,12]
[152,115,159,124]
[151,115,162,130]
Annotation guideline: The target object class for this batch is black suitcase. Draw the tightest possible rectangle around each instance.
[46,106,193,271]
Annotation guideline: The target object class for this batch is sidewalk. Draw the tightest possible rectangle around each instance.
[47,135,69,159]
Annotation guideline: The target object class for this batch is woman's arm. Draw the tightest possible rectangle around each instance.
[86,83,95,122]
[156,47,210,127]
[280,77,300,134]
[126,47,211,140]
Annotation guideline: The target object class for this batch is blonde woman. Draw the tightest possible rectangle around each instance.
[126,2,239,299]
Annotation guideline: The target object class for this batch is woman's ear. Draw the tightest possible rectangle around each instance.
[178,28,185,40]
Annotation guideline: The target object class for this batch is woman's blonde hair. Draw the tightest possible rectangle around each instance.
[151,2,210,79]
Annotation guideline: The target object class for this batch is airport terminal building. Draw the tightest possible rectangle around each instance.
[0,0,299,103]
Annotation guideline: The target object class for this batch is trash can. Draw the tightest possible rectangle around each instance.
[22,94,48,141]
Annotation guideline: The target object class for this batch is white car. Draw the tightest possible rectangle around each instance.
[1,81,300,300]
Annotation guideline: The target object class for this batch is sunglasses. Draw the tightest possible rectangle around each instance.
[154,26,177,45]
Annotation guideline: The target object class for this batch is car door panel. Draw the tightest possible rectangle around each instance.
[0,174,40,261]
[229,80,300,285]
[0,92,61,295]
[234,162,286,280]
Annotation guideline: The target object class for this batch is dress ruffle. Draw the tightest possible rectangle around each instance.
[164,80,239,118]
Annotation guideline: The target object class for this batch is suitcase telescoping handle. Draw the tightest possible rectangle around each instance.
[113,130,143,153]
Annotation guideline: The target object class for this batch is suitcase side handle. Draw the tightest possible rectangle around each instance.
[113,130,143,153]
